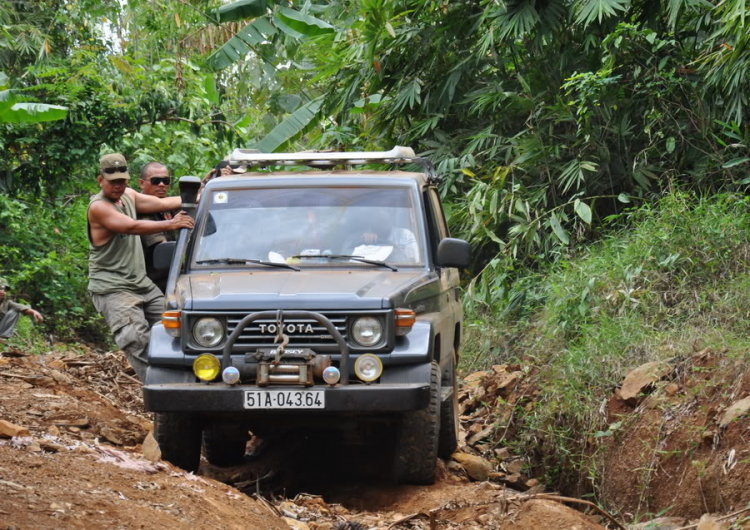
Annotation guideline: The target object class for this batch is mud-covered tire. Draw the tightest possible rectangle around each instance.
[202,423,248,467]
[393,361,441,485]
[154,412,202,472]
[438,352,459,459]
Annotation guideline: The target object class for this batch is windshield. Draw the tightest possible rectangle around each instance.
[192,187,424,268]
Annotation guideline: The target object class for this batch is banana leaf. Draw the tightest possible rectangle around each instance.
[0,90,15,114]
[207,17,277,71]
[0,102,68,124]
[252,97,323,153]
[274,7,334,38]
[213,0,267,23]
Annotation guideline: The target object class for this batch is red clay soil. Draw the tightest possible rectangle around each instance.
[12,344,748,528]
[0,347,613,529]
[600,348,750,519]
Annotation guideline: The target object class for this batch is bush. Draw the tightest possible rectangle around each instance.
[0,193,108,343]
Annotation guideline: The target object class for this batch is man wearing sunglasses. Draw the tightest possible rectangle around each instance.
[0,278,44,340]
[137,161,178,293]
[87,153,195,381]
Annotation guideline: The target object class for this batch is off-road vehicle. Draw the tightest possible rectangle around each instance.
[143,146,471,484]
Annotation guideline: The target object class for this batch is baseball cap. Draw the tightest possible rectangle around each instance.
[0,277,9,289]
[99,153,131,181]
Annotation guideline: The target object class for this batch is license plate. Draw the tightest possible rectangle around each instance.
[244,390,325,409]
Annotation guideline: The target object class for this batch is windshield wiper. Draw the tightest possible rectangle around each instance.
[195,258,300,271]
[290,254,398,272]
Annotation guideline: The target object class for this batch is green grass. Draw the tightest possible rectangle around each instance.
[461,192,750,496]
[2,315,50,355]
[2,312,102,357]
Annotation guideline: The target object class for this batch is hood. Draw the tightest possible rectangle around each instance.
[186,270,431,311]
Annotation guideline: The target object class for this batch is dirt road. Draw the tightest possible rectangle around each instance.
[0,346,747,529]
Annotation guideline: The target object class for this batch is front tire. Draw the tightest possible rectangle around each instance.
[154,412,202,472]
[438,351,459,458]
[393,362,441,485]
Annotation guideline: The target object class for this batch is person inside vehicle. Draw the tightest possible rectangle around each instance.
[87,153,194,381]
[0,278,44,340]
[342,211,419,263]
[137,161,178,293]
[269,195,340,262]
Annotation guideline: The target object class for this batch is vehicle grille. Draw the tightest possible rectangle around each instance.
[225,312,348,351]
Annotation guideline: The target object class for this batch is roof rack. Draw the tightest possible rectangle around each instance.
[226,146,439,182]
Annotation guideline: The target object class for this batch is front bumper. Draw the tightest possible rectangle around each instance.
[143,382,430,413]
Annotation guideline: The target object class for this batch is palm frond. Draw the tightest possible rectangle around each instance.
[490,0,541,40]
[574,0,630,27]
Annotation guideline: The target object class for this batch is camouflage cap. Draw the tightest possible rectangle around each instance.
[99,153,130,181]
[0,277,8,289]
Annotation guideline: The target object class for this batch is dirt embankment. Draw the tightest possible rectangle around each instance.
[0,345,748,529]
[601,347,750,518]
[454,349,750,527]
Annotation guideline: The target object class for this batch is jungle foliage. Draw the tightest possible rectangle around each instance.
[460,191,750,497]
[0,0,748,338]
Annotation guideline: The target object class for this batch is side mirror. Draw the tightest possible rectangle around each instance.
[179,176,202,218]
[153,241,177,272]
[436,238,471,269]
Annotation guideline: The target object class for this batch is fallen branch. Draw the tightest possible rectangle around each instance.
[672,507,750,530]
[253,493,281,518]
[530,494,626,530]
[118,371,143,386]
[0,371,35,380]
[387,511,430,529]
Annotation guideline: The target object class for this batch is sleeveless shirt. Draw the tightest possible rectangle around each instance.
[87,191,154,294]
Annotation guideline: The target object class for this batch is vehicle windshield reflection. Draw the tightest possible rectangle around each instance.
[192,187,423,268]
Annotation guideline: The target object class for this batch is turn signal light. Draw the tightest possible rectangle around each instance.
[395,309,416,336]
[162,310,181,337]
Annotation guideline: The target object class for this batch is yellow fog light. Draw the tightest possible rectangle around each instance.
[193,354,220,382]
[354,354,383,383]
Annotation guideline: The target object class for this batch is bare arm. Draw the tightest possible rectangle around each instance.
[127,188,183,214]
[7,301,43,323]
[88,201,194,246]
[24,308,44,323]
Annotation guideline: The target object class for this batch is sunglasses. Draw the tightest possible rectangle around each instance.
[0,286,8,291]
[149,177,171,186]
[103,165,128,174]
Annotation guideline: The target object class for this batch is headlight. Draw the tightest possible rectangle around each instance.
[351,317,383,347]
[193,354,220,382]
[354,354,383,382]
[192,317,224,348]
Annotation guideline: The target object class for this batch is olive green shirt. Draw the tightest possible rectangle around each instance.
[87,192,154,294]
[0,298,30,318]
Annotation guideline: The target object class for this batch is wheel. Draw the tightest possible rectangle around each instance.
[202,423,248,467]
[438,351,459,459]
[154,412,202,472]
[393,361,441,485]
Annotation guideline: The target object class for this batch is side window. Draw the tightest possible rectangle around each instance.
[423,187,448,262]
[428,188,449,240]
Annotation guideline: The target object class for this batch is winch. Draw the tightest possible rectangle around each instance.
[253,347,332,386]
[252,313,331,386]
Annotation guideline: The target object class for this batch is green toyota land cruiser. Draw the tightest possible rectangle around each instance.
[144,146,471,484]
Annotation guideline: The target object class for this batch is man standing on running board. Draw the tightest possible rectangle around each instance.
[87,153,194,381]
